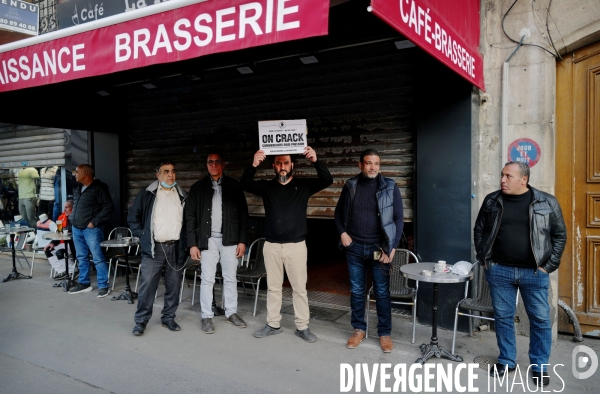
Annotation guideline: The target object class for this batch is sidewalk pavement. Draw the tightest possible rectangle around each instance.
[0,255,598,394]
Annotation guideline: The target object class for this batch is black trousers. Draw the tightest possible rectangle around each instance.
[134,242,182,324]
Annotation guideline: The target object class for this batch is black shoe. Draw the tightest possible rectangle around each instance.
[531,370,550,386]
[68,283,92,294]
[133,322,146,336]
[201,318,214,334]
[489,363,516,377]
[54,272,68,281]
[97,288,111,298]
[162,320,181,332]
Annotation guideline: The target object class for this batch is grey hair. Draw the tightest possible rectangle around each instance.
[155,159,176,174]
[504,161,530,184]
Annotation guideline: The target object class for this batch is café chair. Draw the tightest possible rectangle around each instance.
[365,248,420,343]
[179,257,200,303]
[236,238,267,317]
[105,227,133,289]
[112,244,141,292]
[2,233,33,275]
[451,263,517,354]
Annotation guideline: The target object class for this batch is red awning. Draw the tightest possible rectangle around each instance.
[0,0,329,93]
[370,0,484,91]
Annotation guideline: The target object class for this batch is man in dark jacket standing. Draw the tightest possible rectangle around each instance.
[334,149,403,353]
[128,160,187,336]
[242,146,333,343]
[69,164,114,297]
[185,153,249,333]
[474,161,566,387]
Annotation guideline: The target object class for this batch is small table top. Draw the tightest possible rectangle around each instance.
[42,233,73,241]
[401,262,473,284]
[101,238,139,248]
[0,226,35,235]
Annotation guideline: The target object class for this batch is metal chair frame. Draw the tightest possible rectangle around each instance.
[451,263,519,354]
[235,238,267,317]
[366,249,420,343]
[1,232,34,275]
[105,227,133,290]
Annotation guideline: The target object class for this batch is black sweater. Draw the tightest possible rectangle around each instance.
[492,190,536,268]
[241,160,333,243]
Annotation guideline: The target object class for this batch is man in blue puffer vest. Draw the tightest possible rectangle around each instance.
[334,149,404,353]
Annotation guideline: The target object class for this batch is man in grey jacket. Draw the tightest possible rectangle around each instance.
[474,161,567,387]
[128,160,187,336]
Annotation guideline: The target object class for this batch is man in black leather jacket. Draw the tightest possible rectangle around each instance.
[474,161,566,387]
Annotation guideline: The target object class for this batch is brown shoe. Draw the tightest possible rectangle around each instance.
[379,335,393,353]
[347,329,366,349]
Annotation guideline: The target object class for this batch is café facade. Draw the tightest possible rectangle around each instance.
[0,0,598,338]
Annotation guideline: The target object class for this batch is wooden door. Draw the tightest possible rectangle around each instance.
[556,41,600,336]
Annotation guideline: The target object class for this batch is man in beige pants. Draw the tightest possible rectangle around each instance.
[241,147,333,342]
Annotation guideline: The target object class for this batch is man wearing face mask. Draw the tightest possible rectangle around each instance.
[241,146,333,343]
[128,160,188,336]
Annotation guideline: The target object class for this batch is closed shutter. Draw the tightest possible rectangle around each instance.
[0,124,66,168]
[125,40,415,221]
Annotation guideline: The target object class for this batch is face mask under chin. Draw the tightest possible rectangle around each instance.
[161,181,177,189]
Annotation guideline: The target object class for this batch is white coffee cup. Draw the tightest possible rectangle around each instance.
[436,260,447,272]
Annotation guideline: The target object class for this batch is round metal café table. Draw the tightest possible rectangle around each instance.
[42,232,75,291]
[101,238,139,304]
[400,262,473,364]
[1,227,35,283]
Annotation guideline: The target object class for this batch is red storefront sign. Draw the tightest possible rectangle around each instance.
[370,0,484,90]
[0,0,329,93]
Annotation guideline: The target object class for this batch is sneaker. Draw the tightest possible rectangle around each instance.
[531,370,550,386]
[347,328,366,349]
[54,272,68,281]
[489,363,516,377]
[379,335,393,353]
[68,283,92,294]
[225,313,247,328]
[97,288,111,298]
[253,324,282,338]
[295,328,317,343]
[201,318,214,334]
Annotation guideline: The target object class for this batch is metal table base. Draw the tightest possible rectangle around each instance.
[416,282,464,364]
[2,229,34,283]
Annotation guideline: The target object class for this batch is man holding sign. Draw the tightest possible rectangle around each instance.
[241,146,332,343]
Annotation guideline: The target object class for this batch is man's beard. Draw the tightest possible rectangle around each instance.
[275,167,293,183]
[362,171,378,179]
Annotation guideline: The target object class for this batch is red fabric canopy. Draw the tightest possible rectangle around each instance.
[371,0,485,90]
[0,0,329,93]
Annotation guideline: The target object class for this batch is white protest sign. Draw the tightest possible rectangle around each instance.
[258,120,307,155]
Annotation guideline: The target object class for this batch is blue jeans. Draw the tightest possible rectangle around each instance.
[346,242,392,336]
[72,226,109,289]
[485,263,551,372]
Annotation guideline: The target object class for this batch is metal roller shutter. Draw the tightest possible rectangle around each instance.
[125,40,415,221]
[0,124,66,168]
